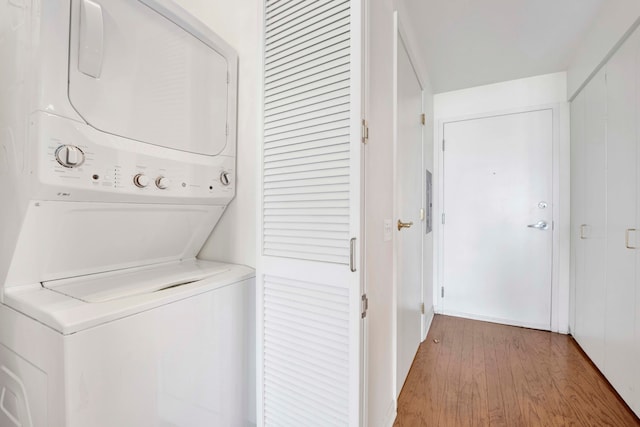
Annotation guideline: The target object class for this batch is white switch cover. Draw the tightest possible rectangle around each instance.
[384,219,392,241]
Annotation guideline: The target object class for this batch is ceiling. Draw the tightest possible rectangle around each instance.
[404,0,606,93]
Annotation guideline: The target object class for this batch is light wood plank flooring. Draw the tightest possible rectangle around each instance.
[395,315,640,426]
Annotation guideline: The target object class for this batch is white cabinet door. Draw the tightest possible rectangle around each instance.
[571,29,640,418]
[574,68,607,371]
[259,1,363,425]
[569,90,586,335]
[604,30,639,405]
[68,0,234,156]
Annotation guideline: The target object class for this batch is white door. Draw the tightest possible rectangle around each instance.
[574,68,607,369]
[259,0,363,425]
[442,110,553,330]
[395,37,423,396]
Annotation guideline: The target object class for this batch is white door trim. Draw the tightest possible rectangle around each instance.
[434,103,571,333]
[392,11,425,400]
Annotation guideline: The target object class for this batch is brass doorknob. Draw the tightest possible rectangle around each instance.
[398,220,413,231]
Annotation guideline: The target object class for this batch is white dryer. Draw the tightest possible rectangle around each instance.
[0,0,254,426]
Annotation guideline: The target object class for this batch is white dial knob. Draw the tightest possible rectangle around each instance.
[133,174,150,188]
[55,145,85,168]
[156,176,171,189]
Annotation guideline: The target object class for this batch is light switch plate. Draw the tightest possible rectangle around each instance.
[384,219,392,241]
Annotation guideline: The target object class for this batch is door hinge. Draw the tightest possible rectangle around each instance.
[225,123,229,136]
[361,119,369,144]
[421,113,426,125]
[227,71,230,84]
[441,286,444,298]
[361,294,369,319]
[420,302,425,314]
[442,139,445,151]
[441,213,445,224]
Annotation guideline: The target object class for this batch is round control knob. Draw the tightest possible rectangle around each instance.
[156,176,171,189]
[55,145,85,168]
[220,171,231,186]
[133,174,150,188]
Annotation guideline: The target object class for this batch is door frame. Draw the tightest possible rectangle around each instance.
[392,12,426,398]
[434,103,571,333]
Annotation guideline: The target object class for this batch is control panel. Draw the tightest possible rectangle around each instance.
[35,114,235,205]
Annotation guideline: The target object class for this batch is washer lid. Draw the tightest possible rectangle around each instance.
[68,0,236,156]
[6,263,255,335]
[42,259,230,303]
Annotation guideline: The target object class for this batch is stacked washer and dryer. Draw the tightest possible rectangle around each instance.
[0,0,255,426]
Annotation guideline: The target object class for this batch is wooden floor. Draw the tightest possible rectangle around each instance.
[395,315,640,427]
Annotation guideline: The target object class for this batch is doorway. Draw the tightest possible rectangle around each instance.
[441,110,554,330]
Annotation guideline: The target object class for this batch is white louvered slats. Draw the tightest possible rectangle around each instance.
[264,0,353,264]
[259,0,362,425]
[263,275,350,426]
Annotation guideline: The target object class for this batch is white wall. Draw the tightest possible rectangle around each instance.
[567,0,640,99]
[435,72,567,118]
[174,0,260,269]
[433,72,571,333]
[366,2,434,425]
[365,1,396,423]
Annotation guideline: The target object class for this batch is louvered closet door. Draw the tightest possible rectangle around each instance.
[259,0,363,426]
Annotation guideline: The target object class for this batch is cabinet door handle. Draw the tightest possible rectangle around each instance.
[579,224,587,239]
[349,238,357,272]
[625,228,637,249]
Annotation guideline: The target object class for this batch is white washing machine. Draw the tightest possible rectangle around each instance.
[0,0,255,425]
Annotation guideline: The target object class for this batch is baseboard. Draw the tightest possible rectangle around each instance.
[441,309,550,331]
[383,399,396,427]
[422,305,435,341]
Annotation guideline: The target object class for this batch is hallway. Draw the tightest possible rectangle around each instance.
[395,315,640,426]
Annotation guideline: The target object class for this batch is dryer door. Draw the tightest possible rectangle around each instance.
[68,0,230,156]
